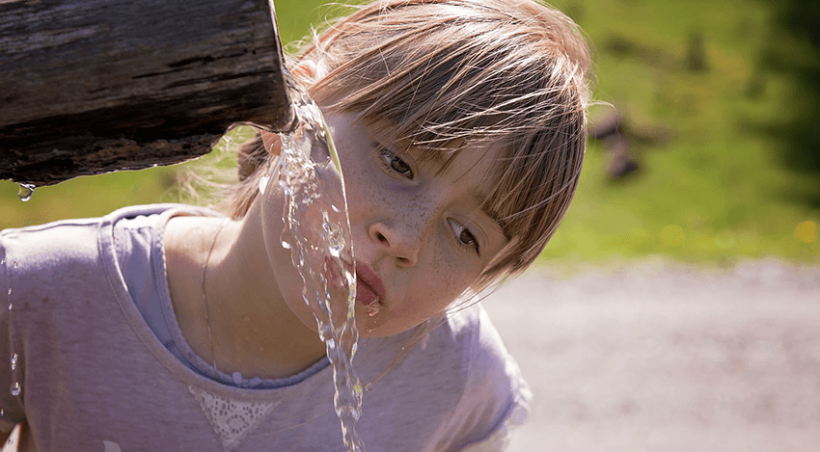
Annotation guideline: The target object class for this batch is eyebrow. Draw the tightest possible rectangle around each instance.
[413,145,451,169]
[469,189,509,240]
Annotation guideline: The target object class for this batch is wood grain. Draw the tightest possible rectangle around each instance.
[0,0,293,186]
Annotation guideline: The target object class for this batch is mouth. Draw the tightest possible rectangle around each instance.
[355,263,385,314]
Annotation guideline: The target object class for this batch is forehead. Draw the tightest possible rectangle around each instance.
[415,144,498,188]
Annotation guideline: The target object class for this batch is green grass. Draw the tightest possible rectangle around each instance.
[2,0,818,264]
[541,0,820,263]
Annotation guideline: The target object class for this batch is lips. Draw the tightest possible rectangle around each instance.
[355,263,385,308]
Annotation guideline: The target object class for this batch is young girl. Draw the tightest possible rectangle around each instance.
[0,0,590,450]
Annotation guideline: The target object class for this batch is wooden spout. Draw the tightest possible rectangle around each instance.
[0,0,294,186]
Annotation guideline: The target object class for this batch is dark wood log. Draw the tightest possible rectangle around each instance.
[0,0,294,186]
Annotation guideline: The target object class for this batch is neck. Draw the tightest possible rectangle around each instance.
[165,200,326,380]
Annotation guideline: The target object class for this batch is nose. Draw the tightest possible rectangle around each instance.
[368,218,425,268]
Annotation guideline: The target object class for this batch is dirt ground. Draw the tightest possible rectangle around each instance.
[483,258,820,452]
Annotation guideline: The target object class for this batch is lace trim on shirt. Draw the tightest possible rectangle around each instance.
[188,385,281,451]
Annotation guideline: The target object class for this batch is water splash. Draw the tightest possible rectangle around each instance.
[273,89,364,451]
[17,184,35,202]
[6,261,21,401]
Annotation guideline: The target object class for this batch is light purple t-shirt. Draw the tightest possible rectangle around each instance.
[112,208,330,389]
[0,204,530,451]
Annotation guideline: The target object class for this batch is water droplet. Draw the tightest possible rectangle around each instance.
[10,354,17,371]
[258,175,270,195]
[324,219,345,255]
[9,382,21,397]
[0,408,4,417]
[17,183,35,202]
[8,303,12,311]
[366,300,381,317]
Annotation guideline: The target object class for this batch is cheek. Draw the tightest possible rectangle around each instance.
[340,165,390,236]
[428,243,480,301]
[261,191,296,290]
[408,244,480,317]
[261,186,321,332]
[261,187,285,254]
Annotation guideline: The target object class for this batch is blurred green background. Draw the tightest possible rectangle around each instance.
[2,0,818,265]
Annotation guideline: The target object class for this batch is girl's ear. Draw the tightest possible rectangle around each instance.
[261,131,281,156]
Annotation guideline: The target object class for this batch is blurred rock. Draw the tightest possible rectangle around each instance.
[685,31,709,73]
[589,110,639,180]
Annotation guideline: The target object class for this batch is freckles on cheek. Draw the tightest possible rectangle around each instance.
[429,246,475,303]
[342,173,371,218]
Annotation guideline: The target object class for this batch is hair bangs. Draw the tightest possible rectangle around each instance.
[218,1,592,283]
[304,0,590,282]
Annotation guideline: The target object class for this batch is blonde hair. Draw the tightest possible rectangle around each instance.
[232,0,591,283]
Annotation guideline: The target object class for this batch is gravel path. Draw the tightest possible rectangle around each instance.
[483,258,820,452]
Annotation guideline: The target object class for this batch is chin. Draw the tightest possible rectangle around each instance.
[354,310,432,339]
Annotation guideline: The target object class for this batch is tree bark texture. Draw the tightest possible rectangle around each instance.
[0,0,294,186]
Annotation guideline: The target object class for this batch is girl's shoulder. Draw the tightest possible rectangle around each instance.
[0,204,219,303]
[0,204,205,266]
[1,211,107,275]
[434,303,516,375]
[413,304,532,450]
[351,304,528,451]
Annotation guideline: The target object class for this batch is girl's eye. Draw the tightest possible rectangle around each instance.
[380,149,413,178]
[448,218,480,255]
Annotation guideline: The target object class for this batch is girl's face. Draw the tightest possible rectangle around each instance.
[329,112,509,337]
[261,112,509,338]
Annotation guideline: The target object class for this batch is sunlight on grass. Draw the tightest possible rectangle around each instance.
[538,0,820,265]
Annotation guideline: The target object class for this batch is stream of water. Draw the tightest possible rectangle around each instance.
[263,2,364,446]
[264,88,365,451]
